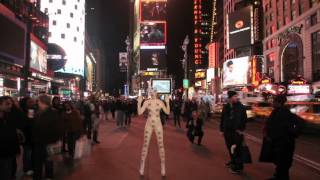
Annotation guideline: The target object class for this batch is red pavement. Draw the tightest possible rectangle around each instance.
[59,115,320,180]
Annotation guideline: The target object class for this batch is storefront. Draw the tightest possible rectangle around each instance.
[263,5,320,83]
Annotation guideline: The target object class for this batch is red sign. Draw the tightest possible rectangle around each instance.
[208,43,217,68]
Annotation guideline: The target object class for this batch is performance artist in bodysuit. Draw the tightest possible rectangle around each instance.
[137,90,170,177]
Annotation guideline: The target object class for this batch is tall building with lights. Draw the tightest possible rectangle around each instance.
[40,0,85,76]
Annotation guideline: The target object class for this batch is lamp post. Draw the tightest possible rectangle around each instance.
[181,35,189,100]
[125,35,131,96]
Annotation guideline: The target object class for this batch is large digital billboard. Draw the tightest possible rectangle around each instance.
[140,22,166,46]
[141,0,167,21]
[227,6,253,49]
[40,0,85,76]
[30,40,47,73]
[223,56,250,87]
[140,49,166,71]
[0,13,26,66]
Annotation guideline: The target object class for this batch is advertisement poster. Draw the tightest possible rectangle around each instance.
[141,0,167,21]
[151,78,171,94]
[119,52,128,72]
[30,41,47,73]
[227,6,253,49]
[287,85,311,94]
[140,49,166,71]
[223,56,250,87]
[140,22,166,45]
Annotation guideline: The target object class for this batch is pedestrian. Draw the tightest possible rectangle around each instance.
[173,97,182,128]
[0,96,19,180]
[115,98,125,127]
[125,99,133,127]
[20,97,37,176]
[262,95,303,180]
[32,95,64,180]
[198,98,209,122]
[63,101,83,158]
[90,97,100,144]
[220,91,247,174]
[83,100,93,139]
[187,110,204,145]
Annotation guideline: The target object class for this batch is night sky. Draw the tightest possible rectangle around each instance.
[86,0,194,93]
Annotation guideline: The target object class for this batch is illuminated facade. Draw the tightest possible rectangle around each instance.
[40,0,85,76]
[194,0,203,66]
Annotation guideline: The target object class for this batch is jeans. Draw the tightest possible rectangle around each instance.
[33,144,54,180]
[0,157,14,180]
[173,112,181,127]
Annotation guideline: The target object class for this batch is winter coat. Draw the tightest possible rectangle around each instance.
[0,116,19,157]
[63,110,83,134]
[220,102,247,132]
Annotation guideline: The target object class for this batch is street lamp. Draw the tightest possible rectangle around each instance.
[181,35,189,99]
[125,35,131,96]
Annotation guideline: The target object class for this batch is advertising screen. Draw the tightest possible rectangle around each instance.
[141,0,167,21]
[140,22,166,46]
[208,43,217,68]
[195,71,206,79]
[140,49,166,71]
[223,56,250,87]
[227,6,253,49]
[287,85,311,95]
[207,68,215,83]
[30,41,47,73]
[0,14,26,65]
[151,78,171,94]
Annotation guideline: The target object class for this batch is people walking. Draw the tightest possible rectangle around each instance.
[220,91,247,174]
[262,95,303,180]
[32,95,64,180]
[173,97,182,128]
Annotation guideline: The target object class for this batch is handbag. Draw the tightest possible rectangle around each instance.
[241,137,252,164]
[259,137,274,163]
[46,140,62,156]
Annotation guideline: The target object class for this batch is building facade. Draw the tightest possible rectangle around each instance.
[263,0,320,83]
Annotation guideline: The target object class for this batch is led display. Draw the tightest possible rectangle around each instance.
[140,22,166,46]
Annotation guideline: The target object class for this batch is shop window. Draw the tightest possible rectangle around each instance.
[312,31,320,81]
[311,13,317,26]
[61,34,65,39]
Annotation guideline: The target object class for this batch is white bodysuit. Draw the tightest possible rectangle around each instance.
[137,97,170,176]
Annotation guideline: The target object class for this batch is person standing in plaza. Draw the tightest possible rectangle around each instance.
[220,91,247,174]
[263,95,302,180]
[173,97,182,128]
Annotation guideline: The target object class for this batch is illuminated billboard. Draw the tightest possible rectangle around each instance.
[141,0,167,21]
[208,43,218,68]
[0,13,26,65]
[195,71,206,79]
[223,56,250,87]
[140,49,166,71]
[227,6,253,49]
[140,22,166,46]
[40,0,85,76]
[287,85,311,95]
[119,52,128,72]
[30,40,47,73]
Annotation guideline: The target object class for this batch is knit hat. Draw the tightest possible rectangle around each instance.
[227,91,237,98]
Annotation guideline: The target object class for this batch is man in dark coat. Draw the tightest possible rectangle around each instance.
[264,95,302,180]
[173,97,182,128]
[32,95,64,180]
[220,91,247,174]
[0,96,19,180]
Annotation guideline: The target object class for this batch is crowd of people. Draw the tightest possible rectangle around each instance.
[0,91,304,180]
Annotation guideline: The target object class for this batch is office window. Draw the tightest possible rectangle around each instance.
[66,23,70,28]
[77,27,79,32]
[312,31,320,81]
[62,0,66,5]
[270,12,274,21]
[74,37,77,42]
[310,0,317,7]
[277,21,281,30]
[57,9,61,14]
[48,32,52,37]
[70,13,74,18]
[44,8,48,14]
[75,5,78,10]
[49,0,52,2]
[61,34,65,39]
[52,20,56,25]
[311,13,318,26]
[298,1,303,15]
[291,0,296,4]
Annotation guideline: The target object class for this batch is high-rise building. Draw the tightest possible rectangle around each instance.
[263,0,320,83]
[40,0,85,77]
